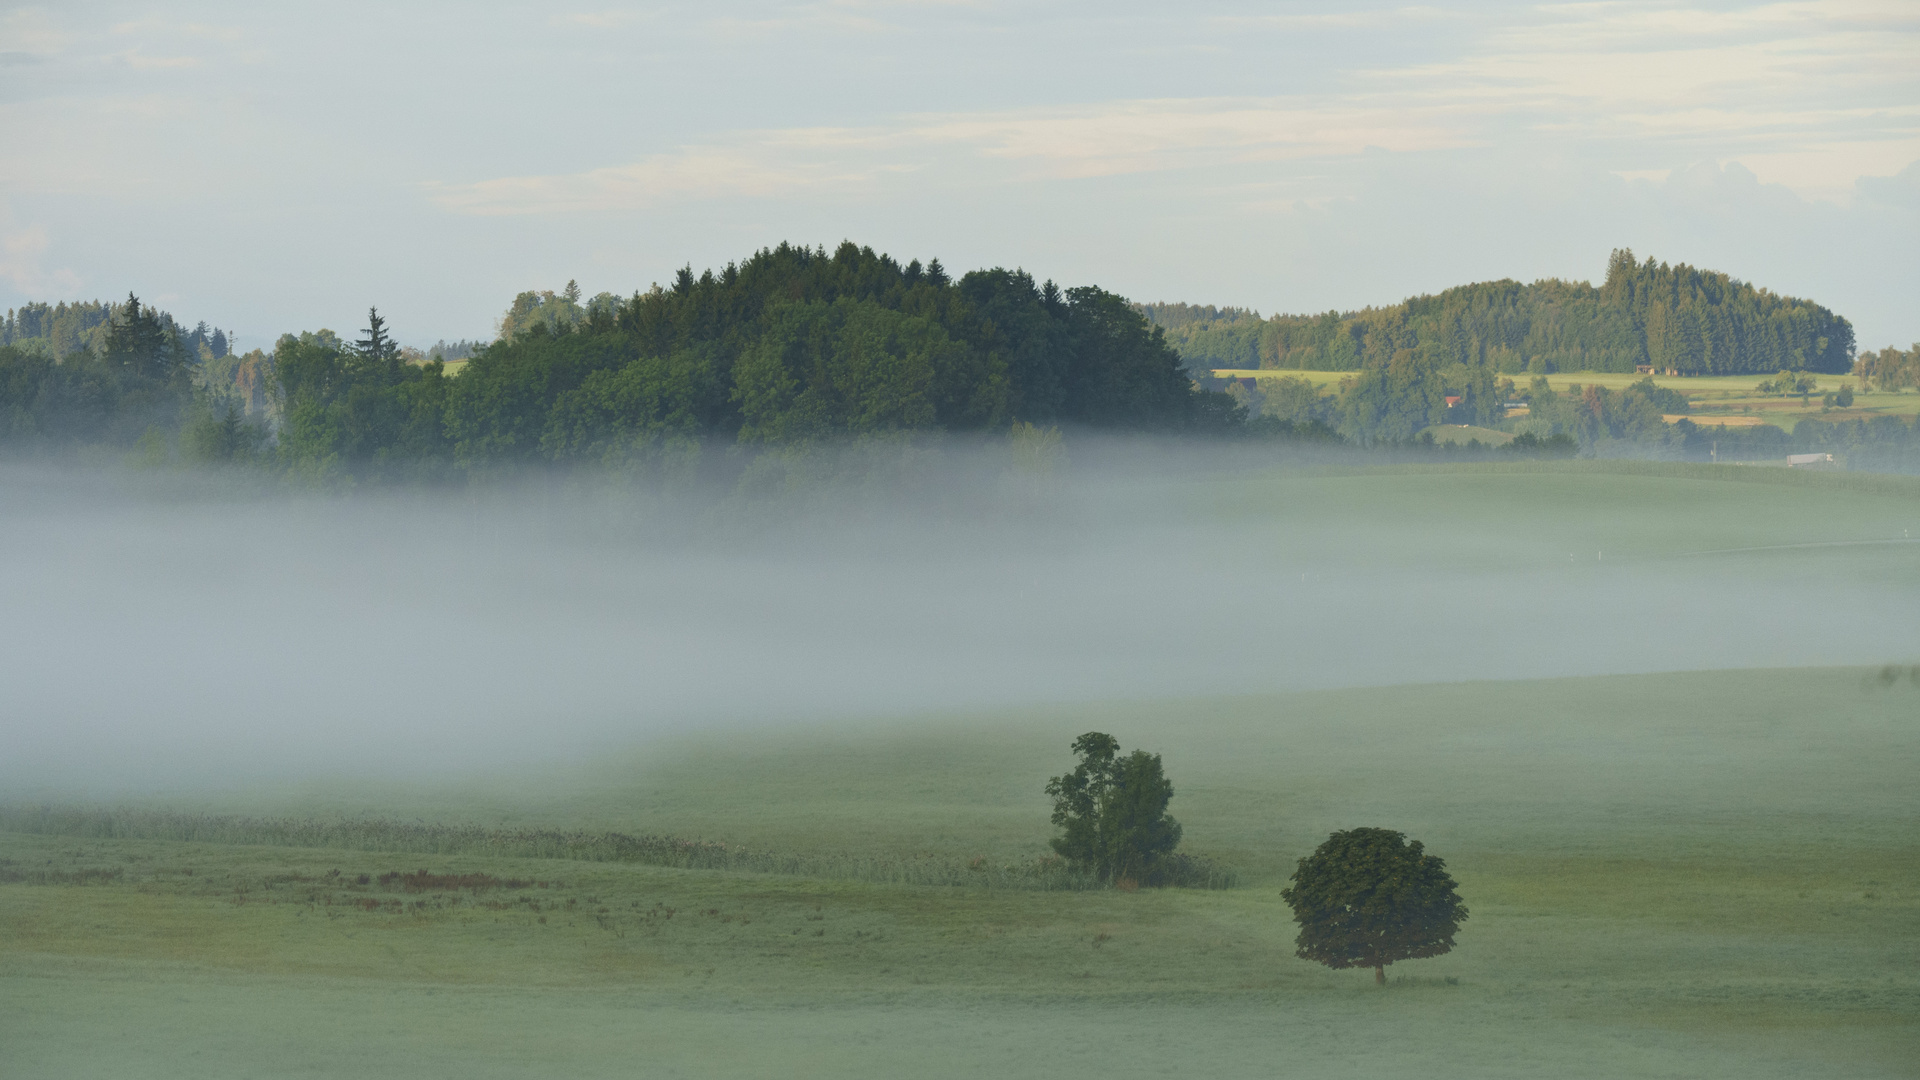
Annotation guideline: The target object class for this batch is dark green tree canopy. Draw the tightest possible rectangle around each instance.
[0,294,219,450]
[1152,249,1854,382]
[104,293,188,383]
[354,306,401,379]
[429,241,1214,468]
[1281,827,1467,984]
[1045,731,1183,885]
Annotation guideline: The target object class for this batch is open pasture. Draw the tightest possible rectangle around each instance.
[5,664,1918,1078]
[4,463,1920,1078]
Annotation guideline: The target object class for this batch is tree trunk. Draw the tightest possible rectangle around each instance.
[1374,963,1385,985]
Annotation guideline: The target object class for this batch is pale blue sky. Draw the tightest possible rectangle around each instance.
[2,1,1915,351]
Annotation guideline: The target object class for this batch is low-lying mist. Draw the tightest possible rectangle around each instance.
[3,440,1916,798]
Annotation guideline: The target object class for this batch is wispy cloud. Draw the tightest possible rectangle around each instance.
[0,205,82,295]
[1212,7,1466,30]
[436,0,1920,215]
[110,18,246,43]
[115,50,203,70]
[0,8,68,56]
[430,96,1481,215]
[425,147,877,215]
[553,10,647,29]
[899,100,1475,178]
[1367,1,1920,195]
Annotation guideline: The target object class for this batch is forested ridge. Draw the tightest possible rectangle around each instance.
[1,243,1229,479]
[1146,249,1855,378]
[272,242,1227,478]
[3,241,1918,478]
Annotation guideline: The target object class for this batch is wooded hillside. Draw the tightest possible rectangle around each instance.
[271,242,1222,476]
[1147,250,1854,377]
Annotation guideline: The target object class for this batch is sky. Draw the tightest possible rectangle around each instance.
[1,1,1916,352]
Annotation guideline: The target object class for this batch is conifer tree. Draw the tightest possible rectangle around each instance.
[355,307,401,377]
[104,292,179,380]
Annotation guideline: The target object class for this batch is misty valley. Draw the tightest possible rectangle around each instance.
[2,217,1920,1080]
[2,448,1917,1078]
[7,0,1920,1068]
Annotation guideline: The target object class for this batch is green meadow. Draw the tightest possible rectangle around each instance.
[1214,367,1920,432]
[5,464,1919,1078]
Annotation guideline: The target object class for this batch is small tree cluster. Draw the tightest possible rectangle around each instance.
[1045,732,1182,885]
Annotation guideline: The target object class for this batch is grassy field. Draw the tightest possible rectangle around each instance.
[1213,368,1920,432]
[1418,424,1514,445]
[5,464,1920,1078]
[4,669,1918,1077]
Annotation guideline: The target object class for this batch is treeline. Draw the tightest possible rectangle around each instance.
[1511,376,1689,446]
[1224,368,1920,470]
[0,244,1233,477]
[1671,415,1920,471]
[268,242,1227,478]
[5,244,1914,478]
[1229,371,1689,448]
[1137,303,1266,373]
[1855,343,1920,392]
[1504,375,1920,468]
[3,299,233,363]
[0,293,232,451]
[1151,249,1855,378]
[496,280,622,341]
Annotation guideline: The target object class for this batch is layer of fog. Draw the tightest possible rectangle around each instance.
[3,444,1916,797]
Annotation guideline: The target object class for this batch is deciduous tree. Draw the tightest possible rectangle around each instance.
[1045,732,1182,885]
[1282,827,1467,984]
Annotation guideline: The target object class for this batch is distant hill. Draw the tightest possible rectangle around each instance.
[1142,250,1854,377]
[1133,303,1267,375]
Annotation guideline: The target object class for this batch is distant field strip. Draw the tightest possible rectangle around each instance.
[1281,460,1920,497]
[1214,369,1920,433]
[0,807,1234,892]
[1667,414,1764,426]
[1668,538,1920,558]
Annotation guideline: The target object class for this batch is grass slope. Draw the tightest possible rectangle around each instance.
[6,666,1918,1078]
[5,464,1919,1078]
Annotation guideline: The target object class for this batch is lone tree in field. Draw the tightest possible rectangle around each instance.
[1045,732,1182,885]
[1281,828,1467,984]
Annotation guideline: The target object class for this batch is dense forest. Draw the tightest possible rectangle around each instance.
[1,244,1231,478]
[1147,250,1855,378]
[3,243,1917,477]
[271,242,1232,478]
